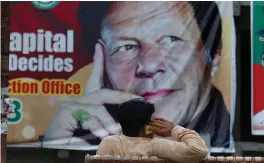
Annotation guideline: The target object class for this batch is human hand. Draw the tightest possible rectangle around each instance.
[45,43,141,141]
[150,117,175,137]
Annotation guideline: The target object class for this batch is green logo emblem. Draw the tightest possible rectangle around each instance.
[32,1,59,10]
[8,98,23,124]
[72,109,91,121]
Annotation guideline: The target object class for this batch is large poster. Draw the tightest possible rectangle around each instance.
[8,1,236,152]
[251,1,264,136]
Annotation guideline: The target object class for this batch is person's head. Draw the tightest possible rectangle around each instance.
[79,2,222,124]
[117,99,155,138]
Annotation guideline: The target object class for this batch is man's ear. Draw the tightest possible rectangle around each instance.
[211,49,221,77]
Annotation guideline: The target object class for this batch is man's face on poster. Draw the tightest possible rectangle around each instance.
[99,2,211,123]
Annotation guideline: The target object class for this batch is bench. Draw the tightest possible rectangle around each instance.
[85,155,264,163]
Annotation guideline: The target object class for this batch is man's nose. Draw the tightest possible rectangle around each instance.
[135,55,166,78]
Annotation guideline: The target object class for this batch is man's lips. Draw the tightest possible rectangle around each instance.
[139,89,175,101]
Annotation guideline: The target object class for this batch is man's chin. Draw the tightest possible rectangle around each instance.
[143,91,180,103]
[144,96,164,103]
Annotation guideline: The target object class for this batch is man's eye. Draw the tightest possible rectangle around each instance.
[116,44,136,53]
[160,36,182,44]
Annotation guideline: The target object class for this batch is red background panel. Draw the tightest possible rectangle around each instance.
[253,64,264,115]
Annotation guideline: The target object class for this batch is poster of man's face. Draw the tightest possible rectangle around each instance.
[8,1,235,151]
[100,2,210,125]
[69,1,231,148]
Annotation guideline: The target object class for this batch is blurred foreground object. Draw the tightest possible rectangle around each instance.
[85,155,264,163]
[1,1,10,163]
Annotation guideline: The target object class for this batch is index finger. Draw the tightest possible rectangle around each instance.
[68,89,142,105]
[85,43,104,93]
[151,122,164,129]
[154,117,167,122]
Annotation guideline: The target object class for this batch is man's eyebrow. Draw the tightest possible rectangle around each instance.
[114,36,138,42]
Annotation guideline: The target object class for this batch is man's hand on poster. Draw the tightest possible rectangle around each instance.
[45,43,141,142]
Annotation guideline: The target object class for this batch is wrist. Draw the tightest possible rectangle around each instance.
[171,125,188,141]
[169,125,175,136]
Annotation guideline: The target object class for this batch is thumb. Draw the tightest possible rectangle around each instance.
[85,43,104,93]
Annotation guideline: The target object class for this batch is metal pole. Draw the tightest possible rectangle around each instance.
[1,2,10,163]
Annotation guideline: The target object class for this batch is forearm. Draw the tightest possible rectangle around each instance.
[172,126,208,161]
[151,126,208,163]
